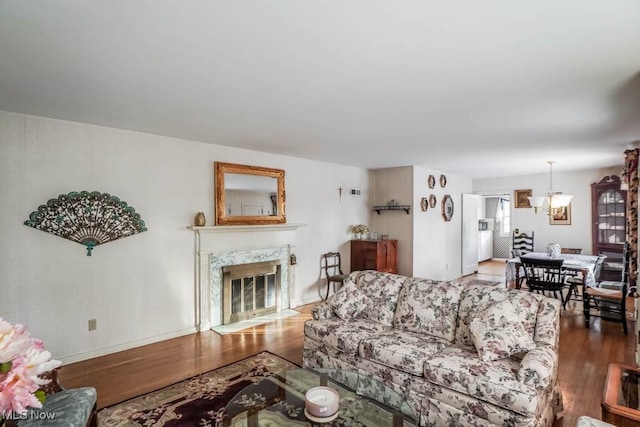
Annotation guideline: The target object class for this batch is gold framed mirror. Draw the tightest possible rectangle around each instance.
[214,162,286,225]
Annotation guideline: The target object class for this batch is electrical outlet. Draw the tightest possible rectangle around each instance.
[88,319,97,331]
[350,188,361,196]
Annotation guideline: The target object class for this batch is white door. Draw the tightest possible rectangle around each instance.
[462,194,479,275]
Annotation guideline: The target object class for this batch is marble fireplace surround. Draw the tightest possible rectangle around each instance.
[212,247,288,326]
[191,223,305,330]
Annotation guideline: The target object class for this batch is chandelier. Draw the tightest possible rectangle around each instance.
[527,161,574,216]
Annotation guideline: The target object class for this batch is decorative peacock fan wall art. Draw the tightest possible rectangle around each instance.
[24,191,148,256]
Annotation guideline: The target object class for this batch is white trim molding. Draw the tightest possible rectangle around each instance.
[191,223,306,331]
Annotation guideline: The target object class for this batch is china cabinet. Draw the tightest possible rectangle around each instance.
[591,175,627,281]
[351,239,398,273]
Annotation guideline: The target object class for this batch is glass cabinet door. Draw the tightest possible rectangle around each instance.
[597,189,626,245]
[591,175,627,260]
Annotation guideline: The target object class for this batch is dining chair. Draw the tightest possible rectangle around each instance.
[321,252,348,299]
[583,243,630,334]
[560,248,583,284]
[511,230,534,257]
[520,256,568,308]
[511,231,534,289]
[565,254,607,303]
[560,247,582,254]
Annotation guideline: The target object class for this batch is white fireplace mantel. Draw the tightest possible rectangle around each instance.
[190,223,306,233]
[191,223,306,331]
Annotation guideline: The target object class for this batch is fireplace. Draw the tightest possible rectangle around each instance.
[222,260,281,324]
[209,246,290,327]
[191,223,305,330]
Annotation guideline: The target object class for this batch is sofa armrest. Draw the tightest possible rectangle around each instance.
[311,302,335,320]
[517,346,557,390]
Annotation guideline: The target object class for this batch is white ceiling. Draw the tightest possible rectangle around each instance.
[1,1,639,178]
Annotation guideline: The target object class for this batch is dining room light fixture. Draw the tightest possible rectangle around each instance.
[527,161,573,216]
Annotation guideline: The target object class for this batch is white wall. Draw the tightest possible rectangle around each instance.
[413,167,472,280]
[370,167,413,276]
[370,166,472,280]
[473,166,623,254]
[0,110,371,363]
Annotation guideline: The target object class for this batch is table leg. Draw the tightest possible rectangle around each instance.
[320,373,328,387]
[393,410,403,427]
[247,407,259,427]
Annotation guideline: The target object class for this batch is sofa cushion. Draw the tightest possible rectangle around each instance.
[424,383,536,427]
[359,330,449,376]
[393,278,464,342]
[424,346,539,417]
[304,318,390,354]
[326,279,372,320]
[456,285,541,348]
[470,299,536,361]
[353,271,407,327]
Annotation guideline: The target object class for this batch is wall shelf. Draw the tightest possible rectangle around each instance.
[373,205,411,214]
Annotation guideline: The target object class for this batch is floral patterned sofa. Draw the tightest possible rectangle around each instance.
[303,270,563,427]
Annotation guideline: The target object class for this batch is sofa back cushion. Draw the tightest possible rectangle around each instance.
[393,278,465,342]
[326,278,372,320]
[456,285,542,347]
[469,298,537,361]
[351,270,407,327]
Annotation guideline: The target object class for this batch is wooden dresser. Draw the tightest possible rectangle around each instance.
[350,239,398,274]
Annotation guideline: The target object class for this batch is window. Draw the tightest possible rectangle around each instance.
[497,198,511,236]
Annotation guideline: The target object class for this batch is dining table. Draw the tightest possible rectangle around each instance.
[506,252,600,289]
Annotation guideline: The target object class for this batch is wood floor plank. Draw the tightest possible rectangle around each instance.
[58,260,636,426]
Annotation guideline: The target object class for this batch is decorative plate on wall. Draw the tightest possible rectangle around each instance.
[429,194,437,208]
[427,175,436,189]
[24,191,147,256]
[441,195,454,221]
[421,198,429,211]
[439,175,447,188]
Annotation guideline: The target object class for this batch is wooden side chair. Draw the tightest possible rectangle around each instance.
[583,243,630,334]
[511,230,534,257]
[511,230,534,289]
[565,254,607,303]
[561,247,582,254]
[561,248,583,283]
[321,252,348,299]
[520,256,568,308]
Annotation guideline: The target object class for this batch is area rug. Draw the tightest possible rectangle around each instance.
[463,279,502,287]
[211,309,300,335]
[98,351,298,426]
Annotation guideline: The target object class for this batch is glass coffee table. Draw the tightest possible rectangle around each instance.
[221,368,418,426]
[602,363,640,426]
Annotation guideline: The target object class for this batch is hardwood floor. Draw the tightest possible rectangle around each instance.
[59,260,636,426]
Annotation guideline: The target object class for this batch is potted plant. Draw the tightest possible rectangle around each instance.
[351,224,370,240]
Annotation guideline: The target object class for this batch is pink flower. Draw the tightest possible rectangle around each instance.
[0,318,61,413]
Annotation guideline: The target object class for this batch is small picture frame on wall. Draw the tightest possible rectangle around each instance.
[550,203,572,225]
[421,198,429,211]
[428,175,436,189]
[429,194,437,208]
[439,175,447,188]
[514,189,532,208]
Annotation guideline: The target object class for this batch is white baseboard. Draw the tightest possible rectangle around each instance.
[291,296,323,308]
[60,326,198,365]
